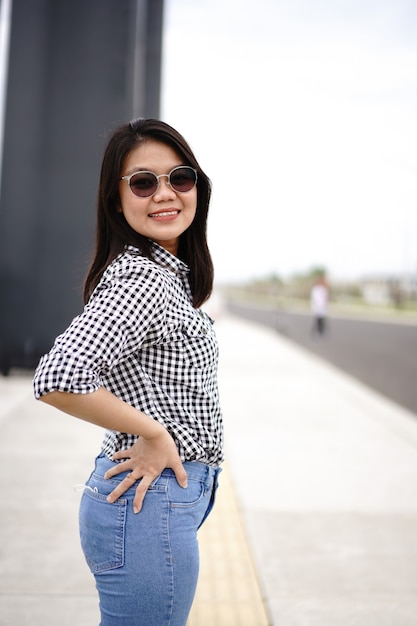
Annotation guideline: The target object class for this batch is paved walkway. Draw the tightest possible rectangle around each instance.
[1,314,417,625]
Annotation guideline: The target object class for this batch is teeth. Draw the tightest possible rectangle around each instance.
[150,211,178,217]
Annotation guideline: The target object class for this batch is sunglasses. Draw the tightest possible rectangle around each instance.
[120,166,197,198]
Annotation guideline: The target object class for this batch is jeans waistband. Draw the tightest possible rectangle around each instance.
[93,453,219,488]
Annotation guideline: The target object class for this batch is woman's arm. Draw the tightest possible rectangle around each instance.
[40,388,188,512]
[41,387,162,437]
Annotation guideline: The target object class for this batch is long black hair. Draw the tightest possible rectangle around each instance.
[83,118,214,308]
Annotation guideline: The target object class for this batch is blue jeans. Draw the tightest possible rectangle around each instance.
[79,454,221,626]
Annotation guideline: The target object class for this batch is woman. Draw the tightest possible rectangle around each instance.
[33,118,223,626]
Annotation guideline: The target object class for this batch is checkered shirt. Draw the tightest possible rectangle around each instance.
[33,244,224,467]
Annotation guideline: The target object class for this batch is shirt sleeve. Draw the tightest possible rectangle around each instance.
[33,259,168,398]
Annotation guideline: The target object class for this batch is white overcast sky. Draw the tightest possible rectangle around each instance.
[162,0,417,284]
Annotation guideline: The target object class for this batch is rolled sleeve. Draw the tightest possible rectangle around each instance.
[33,255,168,398]
[33,350,101,398]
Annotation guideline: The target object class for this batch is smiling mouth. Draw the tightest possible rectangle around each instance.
[149,210,180,218]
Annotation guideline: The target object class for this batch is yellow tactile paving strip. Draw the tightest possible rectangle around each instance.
[187,463,271,626]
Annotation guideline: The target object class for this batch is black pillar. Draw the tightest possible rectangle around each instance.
[0,0,164,372]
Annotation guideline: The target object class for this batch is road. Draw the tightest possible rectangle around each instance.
[227,302,417,416]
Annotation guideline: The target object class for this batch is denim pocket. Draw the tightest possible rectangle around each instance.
[79,488,127,573]
[168,475,208,509]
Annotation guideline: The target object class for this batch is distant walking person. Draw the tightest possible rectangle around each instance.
[310,275,328,336]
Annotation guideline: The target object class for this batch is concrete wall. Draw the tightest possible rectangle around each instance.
[0,0,163,372]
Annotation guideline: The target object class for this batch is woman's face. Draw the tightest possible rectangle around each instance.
[118,139,197,256]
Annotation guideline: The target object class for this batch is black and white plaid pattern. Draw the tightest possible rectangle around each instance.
[34,244,224,466]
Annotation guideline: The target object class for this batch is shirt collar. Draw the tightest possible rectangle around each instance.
[125,242,190,277]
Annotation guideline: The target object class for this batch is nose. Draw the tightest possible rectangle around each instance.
[153,175,176,200]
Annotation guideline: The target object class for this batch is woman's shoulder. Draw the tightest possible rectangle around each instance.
[89,251,169,306]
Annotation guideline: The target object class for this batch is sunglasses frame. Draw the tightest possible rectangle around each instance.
[120,166,197,198]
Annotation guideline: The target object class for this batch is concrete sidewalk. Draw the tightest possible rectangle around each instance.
[216,315,417,626]
[1,314,417,625]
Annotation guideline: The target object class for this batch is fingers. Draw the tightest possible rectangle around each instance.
[133,479,153,514]
[106,474,152,514]
[106,472,139,504]
[105,472,153,514]
[174,465,188,489]
[104,450,134,479]
[170,457,188,488]
[112,449,130,461]
[104,460,130,480]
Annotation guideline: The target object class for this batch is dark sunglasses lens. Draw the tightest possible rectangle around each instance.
[170,167,196,192]
[129,172,158,197]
